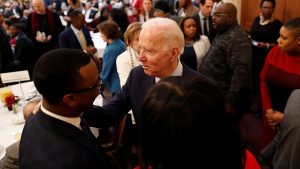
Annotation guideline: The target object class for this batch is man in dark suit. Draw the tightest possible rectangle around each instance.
[19,49,110,169]
[26,0,64,76]
[194,0,216,42]
[84,18,212,136]
[10,23,33,72]
[59,10,96,56]
[0,11,17,73]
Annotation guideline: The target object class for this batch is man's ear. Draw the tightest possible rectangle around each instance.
[62,94,77,107]
[169,47,180,62]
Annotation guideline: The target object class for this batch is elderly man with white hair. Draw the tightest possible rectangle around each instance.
[84,17,211,138]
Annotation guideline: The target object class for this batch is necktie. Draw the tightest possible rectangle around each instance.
[203,18,208,36]
[79,30,87,51]
[80,117,97,144]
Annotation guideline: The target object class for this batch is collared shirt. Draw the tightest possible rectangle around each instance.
[198,12,209,35]
[155,60,183,82]
[70,24,85,49]
[41,105,81,129]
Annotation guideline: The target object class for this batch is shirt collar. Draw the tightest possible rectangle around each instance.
[155,60,183,83]
[41,105,81,129]
[71,24,81,34]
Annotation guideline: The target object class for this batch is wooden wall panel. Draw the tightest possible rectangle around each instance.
[241,0,300,32]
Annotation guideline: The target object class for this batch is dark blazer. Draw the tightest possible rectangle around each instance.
[194,14,216,43]
[58,27,94,50]
[85,63,212,128]
[20,110,109,169]
[0,26,15,73]
[14,32,32,70]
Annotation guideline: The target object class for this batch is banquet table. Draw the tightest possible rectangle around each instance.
[0,81,103,159]
[0,81,36,160]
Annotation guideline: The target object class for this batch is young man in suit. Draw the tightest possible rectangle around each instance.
[194,0,216,42]
[59,10,97,56]
[19,49,110,169]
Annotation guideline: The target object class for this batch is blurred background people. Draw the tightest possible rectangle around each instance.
[139,0,153,23]
[63,0,82,27]
[194,0,216,42]
[260,17,300,151]
[9,22,32,71]
[97,20,125,100]
[26,0,64,77]
[178,0,199,17]
[59,10,96,56]
[116,22,142,87]
[249,0,282,116]
[179,16,210,71]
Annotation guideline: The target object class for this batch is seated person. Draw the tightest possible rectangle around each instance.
[139,76,260,169]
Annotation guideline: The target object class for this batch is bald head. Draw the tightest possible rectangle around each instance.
[31,0,46,14]
[222,3,237,18]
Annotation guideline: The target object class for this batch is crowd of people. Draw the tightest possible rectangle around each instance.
[0,0,300,169]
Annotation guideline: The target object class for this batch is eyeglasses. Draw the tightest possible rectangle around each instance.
[212,13,228,17]
[68,82,104,94]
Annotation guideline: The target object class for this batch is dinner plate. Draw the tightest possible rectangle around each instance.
[0,144,6,160]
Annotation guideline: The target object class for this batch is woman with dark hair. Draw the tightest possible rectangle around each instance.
[249,0,282,114]
[260,17,300,152]
[97,20,125,98]
[140,76,260,169]
[179,16,210,71]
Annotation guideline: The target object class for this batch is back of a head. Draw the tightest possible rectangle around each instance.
[223,3,237,18]
[33,49,91,105]
[284,17,300,37]
[154,0,170,14]
[97,20,121,39]
[140,76,244,169]
[142,17,184,54]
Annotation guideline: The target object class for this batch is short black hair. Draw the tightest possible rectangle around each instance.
[260,0,276,8]
[199,0,207,5]
[33,49,91,104]
[284,17,300,37]
[140,76,244,169]
[70,9,83,22]
[154,0,170,14]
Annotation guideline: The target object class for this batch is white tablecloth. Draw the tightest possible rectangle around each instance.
[0,81,36,149]
[91,32,107,58]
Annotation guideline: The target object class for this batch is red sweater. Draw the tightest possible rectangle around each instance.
[260,46,300,148]
[260,46,300,112]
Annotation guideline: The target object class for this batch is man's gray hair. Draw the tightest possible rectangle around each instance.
[142,17,185,55]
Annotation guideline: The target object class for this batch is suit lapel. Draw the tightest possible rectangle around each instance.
[69,28,84,50]
[36,111,104,159]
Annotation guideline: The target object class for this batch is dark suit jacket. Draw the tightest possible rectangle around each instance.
[85,63,212,128]
[59,27,94,50]
[14,32,32,69]
[0,26,15,73]
[20,110,109,169]
[194,14,216,43]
